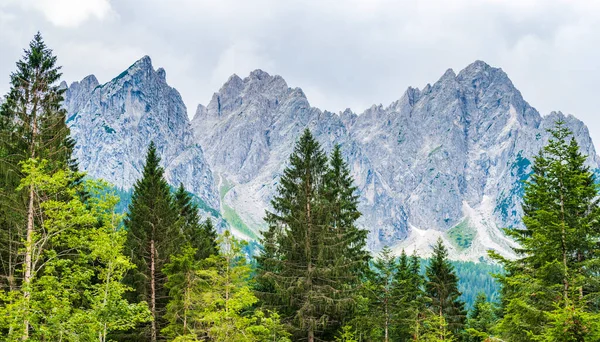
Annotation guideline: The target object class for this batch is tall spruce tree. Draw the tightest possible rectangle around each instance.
[174,184,218,260]
[0,32,74,339]
[425,238,467,338]
[492,121,600,341]
[323,144,370,335]
[465,293,497,341]
[393,250,428,341]
[324,145,370,278]
[372,246,397,342]
[124,142,180,342]
[256,129,369,341]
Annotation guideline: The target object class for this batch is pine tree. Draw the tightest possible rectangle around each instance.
[256,130,369,341]
[124,142,180,342]
[492,121,600,341]
[162,245,202,340]
[323,144,371,335]
[372,246,397,342]
[174,184,218,260]
[254,212,284,312]
[419,310,456,342]
[164,230,290,341]
[324,145,370,279]
[394,250,428,341]
[0,32,75,339]
[425,238,467,338]
[465,293,497,341]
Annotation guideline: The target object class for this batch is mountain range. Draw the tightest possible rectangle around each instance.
[62,57,599,261]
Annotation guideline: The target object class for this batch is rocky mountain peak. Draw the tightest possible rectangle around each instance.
[441,68,457,80]
[220,74,244,93]
[63,56,600,261]
[64,59,219,212]
[157,67,166,81]
[193,104,207,120]
[105,55,171,92]
[457,60,512,93]
[63,74,100,117]
[248,68,271,80]
[131,55,153,71]
[191,59,600,261]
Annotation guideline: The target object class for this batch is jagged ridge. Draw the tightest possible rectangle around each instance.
[192,61,599,261]
[64,56,219,213]
[62,57,599,261]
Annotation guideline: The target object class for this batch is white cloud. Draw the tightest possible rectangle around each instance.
[2,0,600,144]
[210,41,275,92]
[6,0,112,27]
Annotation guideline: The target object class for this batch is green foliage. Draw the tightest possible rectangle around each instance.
[371,246,397,341]
[0,32,76,296]
[163,230,289,341]
[394,250,428,341]
[256,133,370,340]
[123,142,181,341]
[7,36,600,340]
[162,245,202,339]
[492,121,600,341]
[538,304,600,341]
[465,293,498,341]
[222,203,258,240]
[335,325,358,342]
[174,184,218,261]
[447,219,476,250]
[419,310,456,342]
[219,177,257,240]
[0,159,150,341]
[450,260,502,309]
[425,238,467,338]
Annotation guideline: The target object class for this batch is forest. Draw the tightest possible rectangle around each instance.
[1,33,600,342]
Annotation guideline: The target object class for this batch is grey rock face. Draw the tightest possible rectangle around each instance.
[63,75,99,116]
[65,56,219,211]
[62,55,598,260]
[192,61,599,260]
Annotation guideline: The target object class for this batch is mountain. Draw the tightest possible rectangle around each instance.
[191,61,599,261]
[63,56,219,212]
[62,57,599,261]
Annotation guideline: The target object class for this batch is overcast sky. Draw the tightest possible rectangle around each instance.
[1,0,600,145]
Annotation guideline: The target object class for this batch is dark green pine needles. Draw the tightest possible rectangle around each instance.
[425,238,467,338]
[0,32,76,293]
[124,142,181,342]
[256,129,370,342]
[492,121,600,341]
[174,184,218,261]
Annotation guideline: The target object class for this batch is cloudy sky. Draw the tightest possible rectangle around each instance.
[1,0,600,144]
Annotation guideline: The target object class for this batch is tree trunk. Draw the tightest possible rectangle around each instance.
[306,170,314,342]
[22,183,34,341]
[439,307,444,341]
[558,176,569,306]
[150,238,157,342]
[22,106,38,341]
[578,252,584,300]
[414,311,420,341]
[183,271,190,335]
[384,294,389,342]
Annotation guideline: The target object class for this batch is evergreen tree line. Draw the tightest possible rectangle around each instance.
[2,33,600,342]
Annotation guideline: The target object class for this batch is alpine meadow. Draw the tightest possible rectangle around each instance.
[2,27,600,342]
